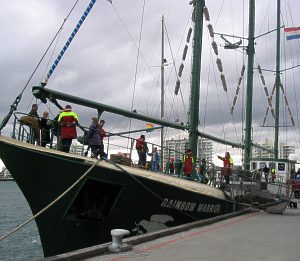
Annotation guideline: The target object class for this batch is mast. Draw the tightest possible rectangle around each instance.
[243,0,256,170]
[189,0,205,157]
[161,15,165,170]
[274,0,281,160]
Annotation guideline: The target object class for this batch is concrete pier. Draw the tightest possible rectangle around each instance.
[42,197,300,261]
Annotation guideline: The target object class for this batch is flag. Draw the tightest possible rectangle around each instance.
[146,123,154,128]
[284,26,300,40]
[146,122,154,132]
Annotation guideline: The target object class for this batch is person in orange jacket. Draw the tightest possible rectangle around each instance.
[183,149,195,178]
[218,151,233,184]
[58,105,78,153]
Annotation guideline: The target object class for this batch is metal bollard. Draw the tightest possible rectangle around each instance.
[108,229,132,253]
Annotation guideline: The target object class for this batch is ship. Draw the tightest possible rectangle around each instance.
[0,0,298,258]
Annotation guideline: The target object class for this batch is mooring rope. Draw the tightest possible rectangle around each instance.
[0,157,101,242]
[0,155,241,242]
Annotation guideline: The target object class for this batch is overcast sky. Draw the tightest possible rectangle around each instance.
[1,0,300,166]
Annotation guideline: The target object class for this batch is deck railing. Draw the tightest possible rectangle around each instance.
[10,112,291,197]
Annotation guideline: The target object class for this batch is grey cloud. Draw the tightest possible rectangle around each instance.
[1,0,300,159]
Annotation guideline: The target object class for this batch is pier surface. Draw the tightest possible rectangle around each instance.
[88,201,300,261]
[43,198,300,261]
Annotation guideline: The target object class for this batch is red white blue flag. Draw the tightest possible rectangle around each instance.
[284,27,300,40]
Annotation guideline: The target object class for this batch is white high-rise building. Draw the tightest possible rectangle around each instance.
[163,137,213,163]
[252,138,295,159]
[198,138,213,163]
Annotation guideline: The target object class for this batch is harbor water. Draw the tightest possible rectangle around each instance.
[0,182,43,261]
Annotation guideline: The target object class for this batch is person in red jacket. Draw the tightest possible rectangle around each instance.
[183,149,195,178]
[218,151,233,184]
[58,105,79,153]
[136,135,148,166]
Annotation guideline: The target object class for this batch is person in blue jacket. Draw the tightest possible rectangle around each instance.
[87,117,101,158]
[148,147,160,172]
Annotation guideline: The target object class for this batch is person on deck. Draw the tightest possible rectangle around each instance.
[169,158,175,174]
[99,119,107,158]
[88,117,101,158]
[148,147,160,172]
[84,119,107,158]
[218,152,233,184]
[40,111,51,147]
[199,158,208,183]
[58,105,78,153]
[28,104,39,118]
[136,135,148,167]
[23,103,41,145]
[271,168,276,182]
[263,164,270,182]
[183,149,195,178]
[51,112,62,150]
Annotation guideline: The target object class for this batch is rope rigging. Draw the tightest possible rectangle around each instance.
[203,6,228,93]
[230,64,246,114]
[110,3,160,88]
[257,56,296,129]
[202,1,252,154]
[115,2,194,147]
[127,0,146,152]
[283,0,300,147]
[45,0,99,83]
[174,24,192,96]
[258,65,276,125]
[247,0,300,154]
[203,3,244,148]
[206,10,243,147]
[165,22,188,118]
[0,0,81,133]
[165,11,193,124]
[154,11,194,143]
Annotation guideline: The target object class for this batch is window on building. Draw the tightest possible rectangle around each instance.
[269,162,276,170]
[278,163,285,171]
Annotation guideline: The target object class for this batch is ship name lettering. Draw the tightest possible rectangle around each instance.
[161,198,219,213]
[197,203,221,213]
[161,198,197,212]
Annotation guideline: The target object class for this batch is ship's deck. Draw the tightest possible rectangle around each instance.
[0,135,227,200]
